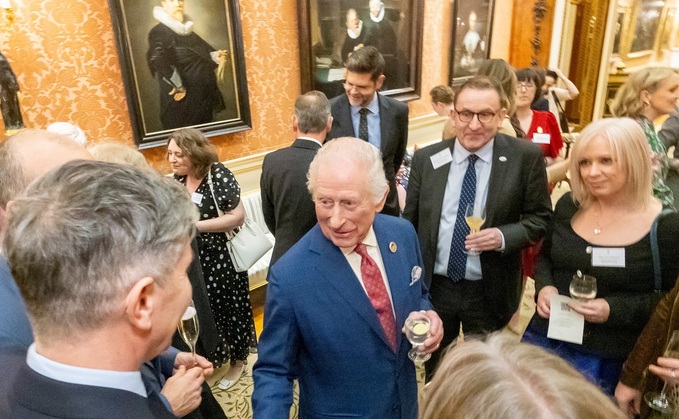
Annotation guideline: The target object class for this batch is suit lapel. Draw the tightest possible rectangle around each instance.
[486,134,511,226]
[337,96,355,137]
[428,140,455,245]
[308,229,396,354]
[378,94,391,154]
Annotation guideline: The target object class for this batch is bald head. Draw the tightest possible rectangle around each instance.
[0,129,93,209]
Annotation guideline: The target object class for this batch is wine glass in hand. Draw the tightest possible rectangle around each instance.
[405,312,431,364]
[646,330,679,415]
[464,202,486,256]
[569,271,597,301]
[178,300,200,366]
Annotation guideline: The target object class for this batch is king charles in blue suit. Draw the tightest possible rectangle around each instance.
[252,138,443,419]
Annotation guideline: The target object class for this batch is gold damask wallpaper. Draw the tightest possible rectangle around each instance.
[2,0,452,172]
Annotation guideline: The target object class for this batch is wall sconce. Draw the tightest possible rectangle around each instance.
[0,0,13,32]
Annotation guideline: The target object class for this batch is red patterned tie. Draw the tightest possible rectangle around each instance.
[354,243,397,351]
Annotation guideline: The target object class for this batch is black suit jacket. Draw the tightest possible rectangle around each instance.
[402,134,552,324]
[0,352,174,418]
[260,138,321,265]
[327,93,408,216]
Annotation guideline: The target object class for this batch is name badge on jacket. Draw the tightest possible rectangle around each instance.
[532,133,551,144]
[430,149,453,170]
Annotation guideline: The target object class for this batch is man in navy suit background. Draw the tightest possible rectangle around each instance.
[327,46,408,216]
[253,137,443,418]
[261,90,332,265]
[0,160,201,418]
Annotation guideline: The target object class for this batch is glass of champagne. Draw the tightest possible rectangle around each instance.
[569,271,597,301]
[645,330,679,415]
[405,312,431,364]
[464,202,486,255]
[178,300,200,365]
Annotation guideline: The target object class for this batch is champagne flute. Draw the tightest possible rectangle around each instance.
[464,202,486,255]
[405,312,431,364]
[569,271,597,301]
[645,330,679,415]
[178,300,200,365]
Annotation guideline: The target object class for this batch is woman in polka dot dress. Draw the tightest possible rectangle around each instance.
[168,128,254,390]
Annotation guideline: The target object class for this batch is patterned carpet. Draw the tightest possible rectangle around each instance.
[207,353,300,418]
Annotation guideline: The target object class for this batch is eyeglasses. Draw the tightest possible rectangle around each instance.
[517,82,536,91]
[343,81,373,94]
[454,109,500,124]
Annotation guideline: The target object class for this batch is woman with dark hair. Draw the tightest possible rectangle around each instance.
[515,68,563,166]
[167,128,253,390]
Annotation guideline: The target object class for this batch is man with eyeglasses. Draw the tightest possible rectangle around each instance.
[327,46,408,216]
[403,76,552,380]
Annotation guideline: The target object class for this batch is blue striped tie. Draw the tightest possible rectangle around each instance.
[447,154,479,281]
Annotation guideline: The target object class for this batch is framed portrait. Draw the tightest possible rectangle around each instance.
[629,0,664,55]
[449,0,494,85]
[298,0,424,102]
[108,0,251,149]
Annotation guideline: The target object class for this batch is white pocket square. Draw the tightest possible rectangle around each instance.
[410,266,422,286]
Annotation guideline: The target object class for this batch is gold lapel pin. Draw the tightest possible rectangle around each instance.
[389,242,397,253]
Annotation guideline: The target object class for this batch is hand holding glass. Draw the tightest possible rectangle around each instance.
[405,312,431,364]
[645,330,679,415]
[569,271,597,301]
[178,300,200,366]
[464,203,486,255]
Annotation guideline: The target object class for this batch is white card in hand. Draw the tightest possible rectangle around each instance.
[547,294,584,345]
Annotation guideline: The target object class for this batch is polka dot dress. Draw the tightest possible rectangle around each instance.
[176,162,254,366]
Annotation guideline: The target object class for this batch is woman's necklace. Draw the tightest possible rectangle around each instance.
[592,202,628,235]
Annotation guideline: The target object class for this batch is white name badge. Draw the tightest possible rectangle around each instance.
[191,192,203,204]
[532,133,551,144]
[430,148,453,170]
[591,247,625,268]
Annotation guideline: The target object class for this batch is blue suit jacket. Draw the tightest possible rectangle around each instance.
[252,214,431,419]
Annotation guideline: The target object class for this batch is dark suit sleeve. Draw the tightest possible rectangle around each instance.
[497,144,552,255]
[252,269,300,418]
[260,157,276,235]
[392,103,409,175]
[659,114,679,157]
[402,147,423,229]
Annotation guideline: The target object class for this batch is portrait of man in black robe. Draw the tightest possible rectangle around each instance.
[146,0,227,130]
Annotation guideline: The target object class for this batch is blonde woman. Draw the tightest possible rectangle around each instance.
[522,118,679,394]
[611,67,679,210]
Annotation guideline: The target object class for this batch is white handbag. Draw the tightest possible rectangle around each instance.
[207,166,273,272]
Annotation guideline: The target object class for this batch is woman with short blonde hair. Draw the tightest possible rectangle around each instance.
[523,118,679,395]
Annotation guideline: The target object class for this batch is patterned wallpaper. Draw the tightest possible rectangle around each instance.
[2,0,454,172]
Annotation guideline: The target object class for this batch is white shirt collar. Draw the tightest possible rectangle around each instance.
[453,137,494,164]
[347,20,363,39]
[297,136,323,147]
[370,7,385,22]
[341,227,378,255]
[153,6,194,35]
[26,343,147,398]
